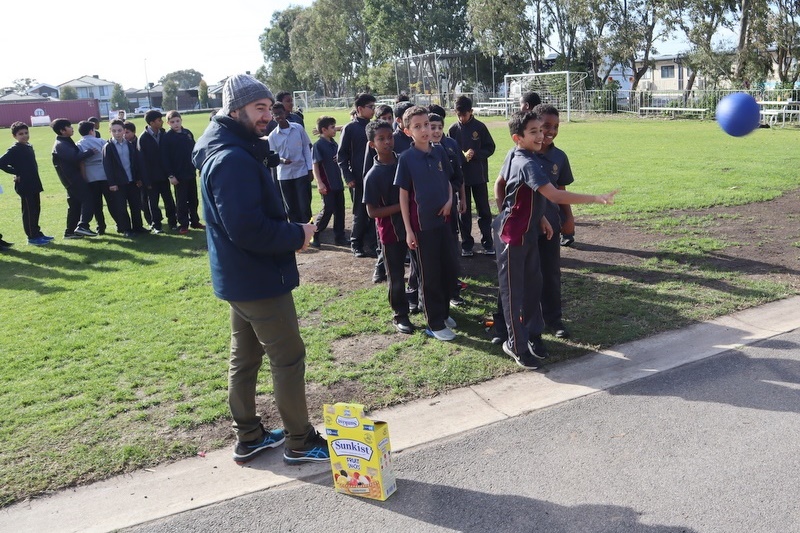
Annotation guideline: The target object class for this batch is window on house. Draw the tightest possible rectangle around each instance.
[100,86,107,96]
[661,65,675,79]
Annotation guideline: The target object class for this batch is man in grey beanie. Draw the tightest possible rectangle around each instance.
[192,74,329,465]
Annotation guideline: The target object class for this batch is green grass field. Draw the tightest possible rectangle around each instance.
[0,111,798,506]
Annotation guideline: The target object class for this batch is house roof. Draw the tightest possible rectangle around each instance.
[27,83,59,93]
[58,75,115,88]
[0,93,49,102]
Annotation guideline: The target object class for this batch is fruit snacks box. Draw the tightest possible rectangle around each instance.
[323,403,397,501]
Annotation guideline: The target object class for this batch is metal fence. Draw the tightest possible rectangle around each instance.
[302,88,800,121]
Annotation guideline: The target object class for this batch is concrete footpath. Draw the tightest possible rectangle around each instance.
[3,296,800,533]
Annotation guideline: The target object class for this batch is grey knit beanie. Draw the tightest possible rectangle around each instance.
[221,74,274,115]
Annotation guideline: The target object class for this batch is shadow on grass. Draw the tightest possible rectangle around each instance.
[0,232,210,293]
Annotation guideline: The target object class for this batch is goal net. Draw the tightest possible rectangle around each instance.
[293,90,309,112]
[504,71,588,121]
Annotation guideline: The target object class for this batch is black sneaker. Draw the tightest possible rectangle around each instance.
[560,234,574,247]
[0,238,13,248]
[482,246,496,256]
[283,430,330,465]
[486,325,506,345]
[461,249,474,257]
[74,227,98,237]
[549,320,570,339]
[309,233,321,248]
[502,341,542,370]
[233,425,286,464]
[393,316,414,334]
[527,335,549,360]
[450,295,465,307]
[372,266,387,283]
[352,247,367,258]
[64,233,83,240]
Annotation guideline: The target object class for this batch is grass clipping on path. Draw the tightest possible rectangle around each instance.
[0,115,798,506]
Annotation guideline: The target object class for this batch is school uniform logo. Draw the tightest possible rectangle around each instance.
[551,164,559,176]
[472,131,479,140]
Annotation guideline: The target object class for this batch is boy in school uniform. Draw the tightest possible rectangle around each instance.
[395,106,459,341]
[138,110,177,232]
[50,118,99,239]
[267,102,314,224]
[363,120,412,334]
[488,100,574,344]
[103,119,145,237]
[338,93,378,258]
[495,110,616,368]
[429,112,467,307]
[0,122,52,245]
[76,120,114,235]
[310,115,346,247]
[161,110,203,234]
[449,95,496,257]
[364,100,415,284]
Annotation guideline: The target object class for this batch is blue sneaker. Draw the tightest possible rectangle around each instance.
[233,425,286,464]
[28,236,51,246]
[41,235,55,241]
[283,430,330,465]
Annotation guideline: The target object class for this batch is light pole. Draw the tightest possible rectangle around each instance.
[144,58,151,107]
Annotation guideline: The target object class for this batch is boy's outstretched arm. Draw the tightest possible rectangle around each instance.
[538,182,617,205]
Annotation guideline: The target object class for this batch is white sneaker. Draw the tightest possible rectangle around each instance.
[428,327,456,341]
[444,316,457,329]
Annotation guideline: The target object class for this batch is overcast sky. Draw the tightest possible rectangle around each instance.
[1,0,313,90]
[3,1,705,92]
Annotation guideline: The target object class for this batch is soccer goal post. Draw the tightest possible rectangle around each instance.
[293,90,309,111]
[504,71,588,121]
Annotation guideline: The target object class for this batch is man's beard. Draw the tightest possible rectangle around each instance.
[236,108,268,137]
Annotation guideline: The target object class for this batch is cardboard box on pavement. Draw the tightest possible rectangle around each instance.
[323,403,397,501]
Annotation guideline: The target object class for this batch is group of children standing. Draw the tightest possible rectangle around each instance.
[0,110,204,246]
[308,92,616,367]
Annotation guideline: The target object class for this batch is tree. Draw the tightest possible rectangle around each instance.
[13,78,37,95]
[110,83,128,111]
[607,0,674,91]
[289,0,368,95]
[162,80,178,111]
[668,0,737,93]
[158,69,203,90]
[259,7,305,92]
[365,0,472,94]
[61,85,78,100]
[732,0,772,87]
[769,0,800,86]
[467,0,538,71]
[198,80,209,108]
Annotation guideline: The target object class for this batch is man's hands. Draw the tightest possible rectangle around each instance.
[299,223,315,251]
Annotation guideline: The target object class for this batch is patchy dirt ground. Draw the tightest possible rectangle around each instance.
[185,188,800,452]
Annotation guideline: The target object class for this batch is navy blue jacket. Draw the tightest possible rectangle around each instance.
[161,128,196,181]
[448,117,496,186]
[137,128,169,185]
[102,139,140,188]
[337,116,370,186]
[52,135,94,189]
[192,116,305,302]
[0,142,43,196]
